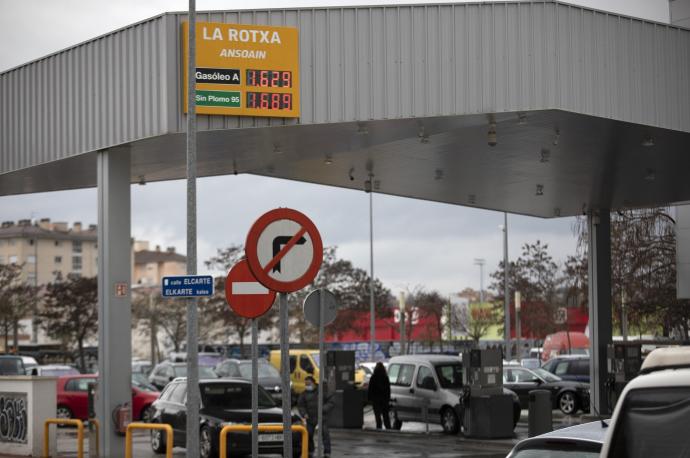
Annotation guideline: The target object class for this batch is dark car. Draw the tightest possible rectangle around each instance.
[215,359,284,404]
[541,355,590,383]
[507,421,607,457]
[0,356,26,375]
[149,378,303,458]
[148,361,217,390]
[503,365,590,415]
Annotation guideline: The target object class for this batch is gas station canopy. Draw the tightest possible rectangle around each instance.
[1,1,689,217]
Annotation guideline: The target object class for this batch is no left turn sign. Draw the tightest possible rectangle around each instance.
[245,208,323,293]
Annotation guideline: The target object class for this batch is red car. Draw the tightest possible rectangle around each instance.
[56,374,159,422]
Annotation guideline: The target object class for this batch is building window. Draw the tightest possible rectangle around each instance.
[29,239,34,246]
[27,272,36,283]
[9,240,16,246]
[73,241,82,253]
[72,256,82,271]
[27,255,36,264]
[55,256,62,263]
[54,240,60,247]
[9,255,18,264]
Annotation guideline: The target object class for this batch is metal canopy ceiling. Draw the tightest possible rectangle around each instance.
[1,2,689,217]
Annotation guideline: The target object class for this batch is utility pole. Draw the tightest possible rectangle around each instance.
[368,175,375,360]
[503,213,511,361]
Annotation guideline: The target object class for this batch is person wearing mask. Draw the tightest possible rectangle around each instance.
[297,375,333,457]
[367,362,391,429]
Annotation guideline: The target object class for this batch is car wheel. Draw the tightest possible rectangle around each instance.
[199,426,215,458]
[558,391,578,415]
[150,428,166,454]
[140,405,153,423]
[56,405,72,420]
[441,408,459,434]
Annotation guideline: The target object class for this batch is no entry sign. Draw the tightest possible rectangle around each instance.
[225,260,276,318]
[245,208,323,293]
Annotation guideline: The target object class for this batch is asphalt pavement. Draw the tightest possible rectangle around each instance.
[19,409,590,457]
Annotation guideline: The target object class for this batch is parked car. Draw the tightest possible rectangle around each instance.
[386,354,521,434]
[601,346,690,457]
[36,364,81,377]
[215,359,284,404]
[503,365,590,415]
[148,361,218,390]
[56,375,159,421]
[132,360,153,376]
[358,361,388,389]
[507,421,607,457]
[133,372,160,392]
[0,355,26,375]
[519,358,541,370]
[148,378,303,458]
[541,355,590,383]
[169,352,224,368]
[20,355,39,374]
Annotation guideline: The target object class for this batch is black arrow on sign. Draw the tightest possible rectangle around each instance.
[272,235,306,272]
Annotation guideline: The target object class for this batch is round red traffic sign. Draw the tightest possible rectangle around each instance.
[245,208,323,293]
[225,259,277,318]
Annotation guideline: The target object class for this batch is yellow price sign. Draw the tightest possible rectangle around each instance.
[182,22,300,118]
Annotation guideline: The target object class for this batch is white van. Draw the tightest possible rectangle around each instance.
[387,354,521,434]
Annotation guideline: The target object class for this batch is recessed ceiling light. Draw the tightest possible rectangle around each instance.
[642,136,654,147]
[645,169,656,181]
[536,184,544,196]
[435,169,443,180]
[324,155,333,165]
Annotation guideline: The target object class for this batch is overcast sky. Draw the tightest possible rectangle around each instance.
[0,0,669,297]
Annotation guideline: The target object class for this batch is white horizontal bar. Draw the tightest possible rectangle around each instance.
[232,281,269,295]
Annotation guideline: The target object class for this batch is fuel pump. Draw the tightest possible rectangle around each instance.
[461,348,512,438]
[606,342,642,411]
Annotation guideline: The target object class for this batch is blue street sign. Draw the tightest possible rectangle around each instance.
[161,275,214,298]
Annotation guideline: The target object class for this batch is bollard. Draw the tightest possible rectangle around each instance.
[43,418,84,458]
[528,390,552,437]
[125,423,173,458]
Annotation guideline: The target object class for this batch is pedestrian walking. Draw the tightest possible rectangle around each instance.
[297,375,333,457]
[367,362,391,429]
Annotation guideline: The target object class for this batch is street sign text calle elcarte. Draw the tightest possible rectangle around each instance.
[161,275,214,298]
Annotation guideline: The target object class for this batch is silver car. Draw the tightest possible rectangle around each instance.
[387,354,520,434]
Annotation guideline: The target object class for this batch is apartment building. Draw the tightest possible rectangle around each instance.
[0,218,98,284]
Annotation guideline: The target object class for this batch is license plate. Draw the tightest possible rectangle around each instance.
[258,433,283,442]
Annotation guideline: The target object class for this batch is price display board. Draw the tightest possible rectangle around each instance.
[182,22,299,118]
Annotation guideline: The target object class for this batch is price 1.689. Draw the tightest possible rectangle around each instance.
[246,92,292,110]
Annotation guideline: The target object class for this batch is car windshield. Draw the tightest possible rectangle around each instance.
[0,358,23,375]
[199,354,223,366]
[173,366,187,377]
[199,366,218,379]
[533,368,561,383]
[238,363,280,379]
[434,364,463,389]
[310,353,320,368]
[43,367,79,377]
[132,373,159,391]
[201,383,275,409]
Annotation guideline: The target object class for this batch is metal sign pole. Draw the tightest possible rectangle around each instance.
[317,289,325,458]
[251,318,258,458]
[280,292,293,457]
[185,1,200,457]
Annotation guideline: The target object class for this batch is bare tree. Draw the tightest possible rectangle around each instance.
[0,264,38,352]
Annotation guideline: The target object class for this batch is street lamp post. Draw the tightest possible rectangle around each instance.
[473,259,485,305]
[399,292,406,355]
[515,291,521,363]
[502,213,511,361]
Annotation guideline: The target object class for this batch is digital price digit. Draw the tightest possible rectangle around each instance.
[246,92,292,110]
[246,70,293,88]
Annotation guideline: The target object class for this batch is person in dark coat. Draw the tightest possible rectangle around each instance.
[367,362,391,429]
[297,376,333,457]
